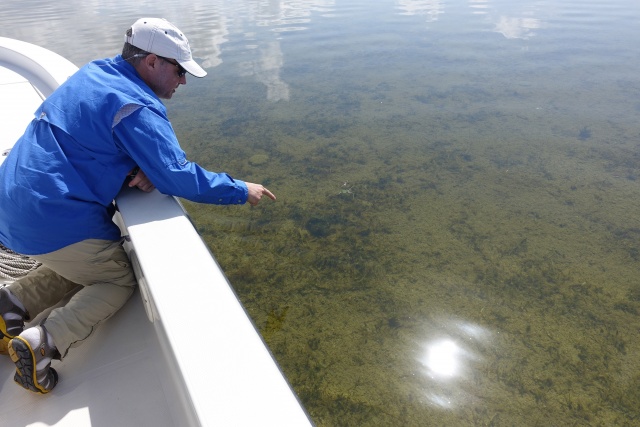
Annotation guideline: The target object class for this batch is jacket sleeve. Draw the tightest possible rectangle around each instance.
[112,105,248,205]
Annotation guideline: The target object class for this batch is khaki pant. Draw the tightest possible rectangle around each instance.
[8,239,136,358]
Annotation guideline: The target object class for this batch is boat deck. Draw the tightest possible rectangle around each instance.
[0,287,182,426]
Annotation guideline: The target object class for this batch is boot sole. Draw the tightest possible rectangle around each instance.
[8,336,58,393]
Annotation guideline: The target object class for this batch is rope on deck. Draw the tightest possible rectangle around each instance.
[0,243,40,281]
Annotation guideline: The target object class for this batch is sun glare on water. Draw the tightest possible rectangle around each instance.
[425,339,461,378]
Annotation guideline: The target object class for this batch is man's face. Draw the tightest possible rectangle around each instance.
[144,54,187,99]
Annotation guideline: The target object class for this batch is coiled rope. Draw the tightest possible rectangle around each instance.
[0,243,40,281]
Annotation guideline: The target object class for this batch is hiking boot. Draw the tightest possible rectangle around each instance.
[8,325,59,393]
[0,287,27,354]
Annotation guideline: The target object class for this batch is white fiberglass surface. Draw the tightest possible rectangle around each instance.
[0,289,184,427]
[0,67,42,165]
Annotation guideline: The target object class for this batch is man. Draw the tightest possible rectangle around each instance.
[0,17,275,394]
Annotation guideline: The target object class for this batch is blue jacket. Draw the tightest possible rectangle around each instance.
[0,55,248,255]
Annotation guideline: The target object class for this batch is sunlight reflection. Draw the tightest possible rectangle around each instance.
[418,319,492,410]
[425,339,461,378]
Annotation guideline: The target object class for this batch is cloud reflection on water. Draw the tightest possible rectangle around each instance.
[495,15,541,39]
[395,0,445,22]
[395,0,545,40]
[239,41,290,101]
[1,0,547,103]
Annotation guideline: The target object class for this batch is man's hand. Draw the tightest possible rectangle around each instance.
[128,168,155,193]
[245,182,276,206]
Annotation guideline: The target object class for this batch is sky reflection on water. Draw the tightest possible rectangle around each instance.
[0,0,599,99]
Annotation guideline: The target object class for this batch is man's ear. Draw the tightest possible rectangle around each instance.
[135,54,159,82]
[142,53,159,70]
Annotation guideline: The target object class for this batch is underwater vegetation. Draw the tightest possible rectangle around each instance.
[578,126,592,141]
[173,44,640,426]
[181,111,640,425]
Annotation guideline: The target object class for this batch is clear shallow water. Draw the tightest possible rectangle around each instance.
[3,1,640,425]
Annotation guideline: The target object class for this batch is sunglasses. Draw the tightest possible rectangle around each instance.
[158,56,187,78]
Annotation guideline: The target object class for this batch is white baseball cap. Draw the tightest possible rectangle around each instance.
[125,18,207,78]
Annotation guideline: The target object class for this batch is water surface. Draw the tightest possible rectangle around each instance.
[2,1,640,425]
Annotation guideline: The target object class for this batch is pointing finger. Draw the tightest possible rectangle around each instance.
[263,187,276,201]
